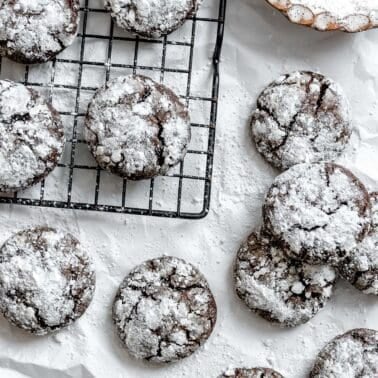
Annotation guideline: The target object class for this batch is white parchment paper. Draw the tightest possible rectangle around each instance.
[0,1,377,377]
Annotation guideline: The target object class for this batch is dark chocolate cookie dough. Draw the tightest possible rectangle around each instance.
[0,80,65,193]
[234,231,336,327]
[84,75,191,180]
[310,328,378,377]
[112,256,217,363]
[263,163,371,265]
[104,0,203,38]
[339,192,378,295]
[220,367,284,378]
[251,71,351,171]
[0,227,96,335]
[0,0,80,64]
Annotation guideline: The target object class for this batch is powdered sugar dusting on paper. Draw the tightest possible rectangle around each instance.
[0,227,95,335]
[0,80,65,192]
[0,0,80,63]
[263,163,371,265]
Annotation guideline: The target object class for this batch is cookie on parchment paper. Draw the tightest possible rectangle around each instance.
[220,367,284,378]
[112,256,217,363]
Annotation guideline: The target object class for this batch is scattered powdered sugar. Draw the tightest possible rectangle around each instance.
[220,367,284,378]
[85,75,191,180]
[0,80,65,193]
[251,71,351,171]
[267,0,378,32]
[339,192,378,295]
[263,163,371,265]
[105,0,203,38]
[112,256,217,363]
[0,0,80,64]
[310,328,378,377]
[234,231,337,328]
[0,227,96,335]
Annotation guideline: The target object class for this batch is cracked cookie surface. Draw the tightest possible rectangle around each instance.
[0,227,96,335]
[251,71,351,171]
[263,163,371,265]
[104,0,202,38]
[339,192,378,295]
[310,328,378,378]
[0,0,80,64]
[112,256,217,363]
[220,367,284,378]
[0,80,65,193]
[84,75,191,180]
[234,231,336,327]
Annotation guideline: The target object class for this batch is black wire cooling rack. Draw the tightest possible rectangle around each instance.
[0,0,226,219]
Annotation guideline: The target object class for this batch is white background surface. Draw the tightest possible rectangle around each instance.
[0,0,378,377]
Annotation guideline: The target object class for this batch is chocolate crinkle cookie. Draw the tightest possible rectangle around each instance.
[0,0,80,64]
[105,0,203,39]
[263,162,371,265]
[310,328,378,378]
[0,227,96,335]
[0,80,65,193]
[220,367,284,378]
[251,71,351,171]
[338,192,378,295]
[85,75,191,180]
[112,256,217,363]
[234,231,336,327]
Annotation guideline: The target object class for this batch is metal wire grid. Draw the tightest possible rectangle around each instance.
[0,0,226,219]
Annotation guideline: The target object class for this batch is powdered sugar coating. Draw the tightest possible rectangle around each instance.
[0,227,96,335]
[0,0,80,64]
[251,71,351,171]
[85,75,191,180]
[310,328,378,377]
[234,231,337,328]
[0,80,65,193]
[112,256,217,363]
[104,0,203,38]
[339,192,378,296]
[263,163,371,265]
[220,367,284,378]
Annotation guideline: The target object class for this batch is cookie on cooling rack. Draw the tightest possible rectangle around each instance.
[85,75,191,180]
[266,0,378,33]
[220,367,284,378]
[0,0,80,64]
[338,192,378,296]
[0,80,65,193]
[0,227,96,335]
[234,230,337,327]
[112,256,217,363]
[251,71,351,171]
[105,0,202,38]
[310,328,378,377]
[263,163,371,265]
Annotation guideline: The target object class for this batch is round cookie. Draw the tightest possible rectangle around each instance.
[0,80,65,193]
[251,71,351,171]
[220,367,284,378]
[105,0,203,39]
[0,227,95,335]
[338,192,378,295]
[310,328,378,377]
[234,231,337,327]
[0,0,80,64]
[112,256,217,363]
[263,162,371,265]
[84,75,191,180]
